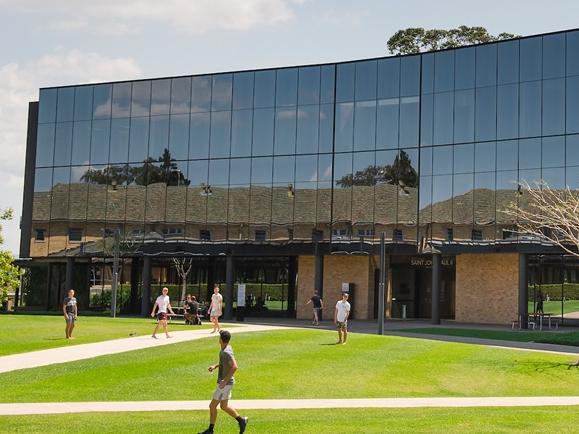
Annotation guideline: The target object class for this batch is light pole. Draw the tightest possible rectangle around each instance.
[111,228,120,318]
[378,232,385,335]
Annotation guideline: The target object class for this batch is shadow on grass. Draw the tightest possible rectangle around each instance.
[514,360,572,372]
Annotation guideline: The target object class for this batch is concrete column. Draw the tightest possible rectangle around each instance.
[141,256,152,316]
[224,254,234,320]
[519,253,528,329]
[314,248,324,320]
[130,258,140,314]
[287,256,297,317]
[431,253,441,325]
[65,257,75,293]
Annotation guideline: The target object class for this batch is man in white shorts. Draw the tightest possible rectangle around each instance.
[198,330,248,434]
[150,287,175,339]
[334,292,351,345]
[208,284,223,333]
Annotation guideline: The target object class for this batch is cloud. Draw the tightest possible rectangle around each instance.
[1,0,308,35]
[0,49,141,255]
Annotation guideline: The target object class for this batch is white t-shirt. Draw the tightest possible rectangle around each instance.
[156,295,170,313]
[335,300,351,322]
[211,293,223,312]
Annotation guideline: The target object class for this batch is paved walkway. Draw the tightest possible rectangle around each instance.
[0,324,285,374]
[3,396,579,415]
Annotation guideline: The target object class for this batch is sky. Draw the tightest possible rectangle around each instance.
[1,0,578,256]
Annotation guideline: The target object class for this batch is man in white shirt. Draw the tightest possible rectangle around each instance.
[334,292,351,345]
[208,284,223,334]
[150,287,175,339]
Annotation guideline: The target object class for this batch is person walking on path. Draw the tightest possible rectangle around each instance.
[150,287,175,339]
[334,292,351,345]
[63,289,78,339]
[208,285,223,334]
[306,290,323,325]
[198,330,248,434]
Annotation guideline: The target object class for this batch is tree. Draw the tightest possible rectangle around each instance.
[0,208,20,307]
[172,257,193,302]
[387,26,519,55]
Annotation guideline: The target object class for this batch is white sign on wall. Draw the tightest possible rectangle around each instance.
[237,284,246,307]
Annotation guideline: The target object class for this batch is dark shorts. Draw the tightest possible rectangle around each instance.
[157,312,168,321]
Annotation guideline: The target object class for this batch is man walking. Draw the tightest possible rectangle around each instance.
[334,292,351,345]
[198,330,248,434]
[208,284,223,333]
[63,289,78,339]
[150,287,175,339]
[306,290,323,325]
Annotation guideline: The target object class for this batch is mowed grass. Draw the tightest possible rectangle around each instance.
[0,314,211,356]
[0,329,578,403]
[401,327,579,347]
[2,407,579,433]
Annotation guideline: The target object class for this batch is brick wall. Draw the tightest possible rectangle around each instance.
[455,253,519,325]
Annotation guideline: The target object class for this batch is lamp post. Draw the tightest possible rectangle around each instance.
[378,232,386,335]
[111,228,120,318]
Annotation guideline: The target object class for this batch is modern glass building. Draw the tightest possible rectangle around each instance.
[17,29,579,325]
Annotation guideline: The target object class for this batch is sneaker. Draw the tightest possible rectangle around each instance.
[239,416,248,434]
[152,335,158,339]
[197,429,213,434]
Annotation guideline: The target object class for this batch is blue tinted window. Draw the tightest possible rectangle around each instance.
[542,136,565,168]
[497,84,519,140]
[36,124,55,166]
[93,84,112,119]
[566,135,579,166]
[74,86,93,121]
[519,138,541,169]
[335,102,354,152]
[520,37,542,82]
[251,157,273,184]
[296,155,319,182]
[233,72,254,110]
[519,81,542,137]
[90,119,110,164]
[52,166,70,186]
[254,70,276,108]
[353,151,374,182]
[318,154,332,181]
[209,111,231,158]
[53,122,73,166]
[497,140,518,170]
[399,96,419,147]
[71,121,91,165]
[252,108,274,156]
[169,114,189,160]
[276,68,298,106]
[274,107,297,154]
[455,47,475,89]
[475,86,496,141]
[231,110,253,157]
[542,167,565,188]
[191,76,212,112]
[419,147,433,176]
[57,87,74,122]
[298,66,320,105]
[519,168,541,185]
[209,159,229,185]
[378,58,400,99]
[131,81,151,117]
[229,158,251,184]
[188,160,208,188]
[296,105,319,154]
[354,101,376,151]
[567,76,579,134]
[333,152,352,182]
[420,93,433,146]
[38,88,57,123]
[336,63,355,102]
[432,175,452,216]
[543,78,565,135]
[320,65,335,104]
[111,82,131,118]
[454,90,474,143]
[543,34,565,79]
[474,141,496,172]
[355,60,377,101]
[34,168,53,191]
[212,75,232,111]
[434,51,454,92]
[421,53,434,94]
[376,98,399,149]
[433,92,453,145]
[498,40,519,84]
[109,118,130,163]
[171,77,191,114]
[433,145,453,175]
[476,44,497,87]
[189,113,210,159]
[149,115,169,158]
[401,56,420,96]
[567,31,579,76]
[273,156,295,183]
[318,104,334,153]
[129,117,149,162]
[454,143,474,174]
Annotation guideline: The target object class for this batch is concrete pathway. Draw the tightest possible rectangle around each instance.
[0,324,285,374]
[3,397,579,415]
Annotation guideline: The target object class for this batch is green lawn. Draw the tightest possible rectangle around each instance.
[401,327,579,347]
[0,314,211,356]
[528,300,579,316]
[2,407,579,433]
[0,329,578,403]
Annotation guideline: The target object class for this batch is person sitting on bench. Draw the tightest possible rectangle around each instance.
[184,294,201,325]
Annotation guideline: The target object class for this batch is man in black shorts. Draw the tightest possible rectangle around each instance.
[306,290,323,325]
